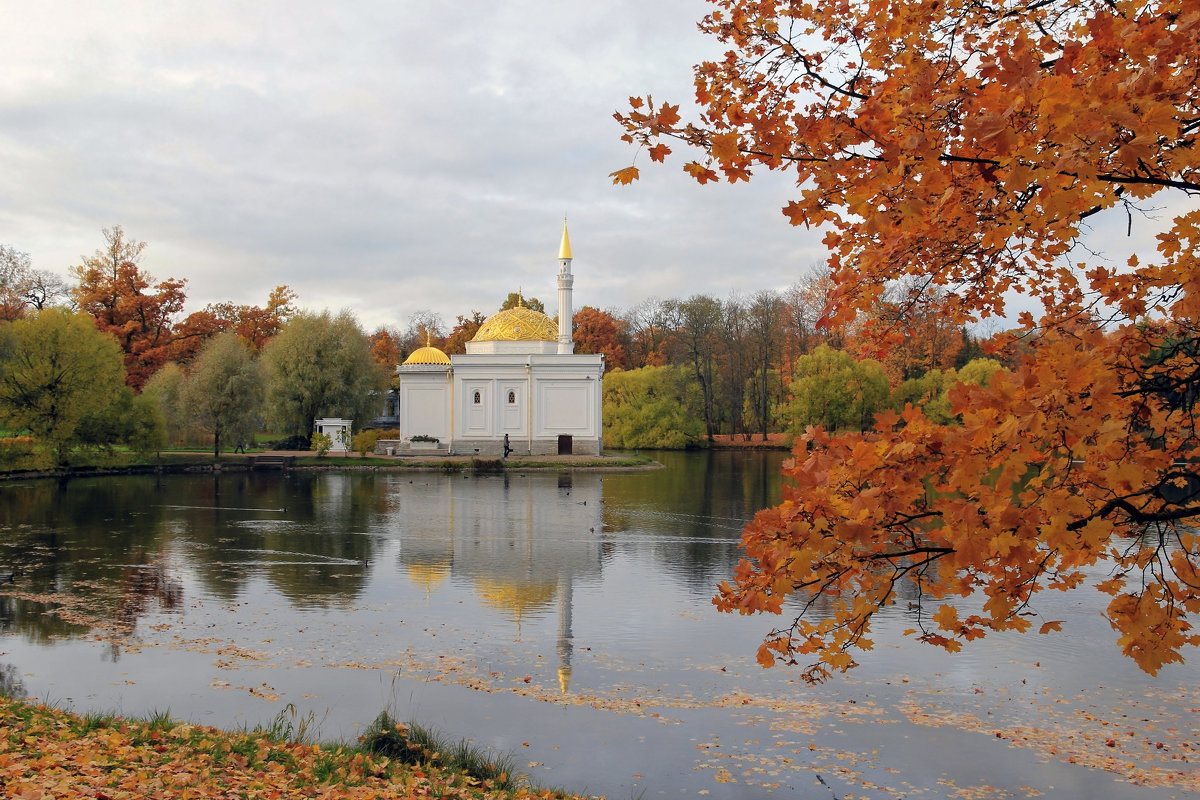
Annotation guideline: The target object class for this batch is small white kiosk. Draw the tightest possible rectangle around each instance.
[313,418,354,453]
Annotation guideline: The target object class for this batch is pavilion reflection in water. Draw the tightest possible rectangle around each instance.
[391,472,604,691]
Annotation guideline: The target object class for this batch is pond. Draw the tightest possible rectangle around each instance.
[0,451,1196,799]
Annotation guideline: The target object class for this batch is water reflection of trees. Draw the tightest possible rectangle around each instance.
[601,450,787,591]
[0,472,389,643]
[0,455,790,651]
[0,662,26,699]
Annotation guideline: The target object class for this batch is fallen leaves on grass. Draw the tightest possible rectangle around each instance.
[0,697,581,800]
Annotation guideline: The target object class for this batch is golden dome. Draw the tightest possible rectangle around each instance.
[404,344,450,365]
[476,579,557,622]
[471,305,558,343]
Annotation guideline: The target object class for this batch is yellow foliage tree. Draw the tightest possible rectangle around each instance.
[616,0,1200,681]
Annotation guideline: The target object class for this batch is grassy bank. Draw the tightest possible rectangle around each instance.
[0,696,586,799]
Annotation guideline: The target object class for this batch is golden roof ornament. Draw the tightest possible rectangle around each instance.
[558,219,572,260]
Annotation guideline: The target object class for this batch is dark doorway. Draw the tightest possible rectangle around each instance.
[557,435,573,455]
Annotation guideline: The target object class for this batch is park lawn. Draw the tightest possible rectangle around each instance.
[0,696,582,800]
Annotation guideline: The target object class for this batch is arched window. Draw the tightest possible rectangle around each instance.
[473,391,481,404]
[508,391,516,404]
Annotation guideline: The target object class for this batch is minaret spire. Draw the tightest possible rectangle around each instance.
[557,218,574,354]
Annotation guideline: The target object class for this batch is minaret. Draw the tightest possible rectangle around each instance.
[557,220,574,355]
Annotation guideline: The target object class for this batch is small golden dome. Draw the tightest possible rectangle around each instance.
[471,305,558,343]
[404,344,451,365]
[406,563,450,593]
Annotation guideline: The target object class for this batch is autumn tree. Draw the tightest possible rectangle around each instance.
[0,309,126,463]
[0,245,69,321]
[401,310,446,357]
[170,285,299,363]
[182,332,264,457]
[780,266,843,376]
[673,295,724,441]
[745,290,783,440]
[617,0,1200,679]
[0,245,34,321]
[866,281,969,383]
[443,311,487,355]
[625,297,678,367]
[262,310,385,436]
[72,227,186,390]
[368,327,403,369]
[717,295,752,438]
[573,307,629,369]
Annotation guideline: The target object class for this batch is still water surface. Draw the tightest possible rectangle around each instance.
[0,451,1196,799]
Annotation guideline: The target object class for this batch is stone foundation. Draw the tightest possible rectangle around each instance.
[375,437,602,457]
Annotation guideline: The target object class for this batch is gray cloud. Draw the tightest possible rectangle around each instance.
[0,1,846,331]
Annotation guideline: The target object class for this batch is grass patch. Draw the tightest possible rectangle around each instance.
[0,696,579,799]
[359,712,518,790]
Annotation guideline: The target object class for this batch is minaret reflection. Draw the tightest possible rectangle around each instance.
[557,573,573,692]
[395,472,603,692]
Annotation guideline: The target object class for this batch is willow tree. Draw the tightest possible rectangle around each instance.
[615,0,1200,680]
[262,310,385,437]
[0,309,126,463]
[183,332,264,457]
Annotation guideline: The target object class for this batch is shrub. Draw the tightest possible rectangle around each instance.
[0,436,49,470]
[310,432,332,457]
[272,435,310,451]
[352,430,380,457]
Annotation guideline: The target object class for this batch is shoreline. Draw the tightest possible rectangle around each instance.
[0,451,663,482]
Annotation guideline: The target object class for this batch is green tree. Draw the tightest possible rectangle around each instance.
[262,310,385,437]
[183,332,264,457]
[603,365,705,449]
[893,368,958,425]
[75,386,166,457]
[786,345,890,434]
[142,363,190,446]
[0,309,126,463]
[956,357,1005,389]
[500,292,544,313]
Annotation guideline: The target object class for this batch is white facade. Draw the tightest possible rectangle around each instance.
[389,223,603,456]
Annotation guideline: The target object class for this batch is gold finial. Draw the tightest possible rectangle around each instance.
[425,331,432,347]
[558,218,572,260]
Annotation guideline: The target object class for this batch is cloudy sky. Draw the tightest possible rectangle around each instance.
[0,0,831,333]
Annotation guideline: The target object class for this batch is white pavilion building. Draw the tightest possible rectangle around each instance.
[387,223,604,456]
